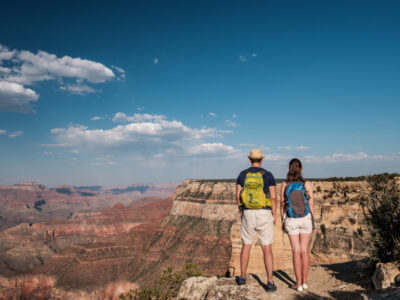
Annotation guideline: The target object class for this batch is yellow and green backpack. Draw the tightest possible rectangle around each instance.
[241,170,271,209]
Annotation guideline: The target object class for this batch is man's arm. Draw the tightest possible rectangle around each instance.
[269,185,277,223]
[236,184,242,208]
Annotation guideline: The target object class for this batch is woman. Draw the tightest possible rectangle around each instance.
[280,158,314,292]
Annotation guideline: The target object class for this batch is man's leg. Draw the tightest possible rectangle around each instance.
[261,244,274,282]
[240,244,252,278]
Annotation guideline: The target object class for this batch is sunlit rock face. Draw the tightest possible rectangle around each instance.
[171,179,375,275]
[0,177,394,299]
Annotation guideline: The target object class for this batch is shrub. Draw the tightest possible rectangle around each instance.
[320,224,327,235]
[361,175,400,263]
[120,263,204,300]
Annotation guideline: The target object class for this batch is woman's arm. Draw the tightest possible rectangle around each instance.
[305,181,314,215]
[280,182,287,221]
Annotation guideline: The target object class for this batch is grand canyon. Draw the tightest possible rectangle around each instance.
[0,176,399,299]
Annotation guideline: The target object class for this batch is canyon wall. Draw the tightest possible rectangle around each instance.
[170,178,377,275]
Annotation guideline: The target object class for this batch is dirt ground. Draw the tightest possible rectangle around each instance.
[244,261,400,300]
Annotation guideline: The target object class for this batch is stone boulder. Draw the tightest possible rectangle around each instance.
[372,262,400,290]
[177,277,283,300]
[177,276,218,300]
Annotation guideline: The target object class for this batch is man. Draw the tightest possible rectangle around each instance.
[235,149,277,292]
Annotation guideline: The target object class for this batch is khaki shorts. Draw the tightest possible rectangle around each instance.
[241,209,274,245]
[284,213,313,235]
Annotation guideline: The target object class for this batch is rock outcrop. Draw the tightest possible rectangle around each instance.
[171,179,373,275]
[372,262,400,290]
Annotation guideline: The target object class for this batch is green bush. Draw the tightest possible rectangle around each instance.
[120,263,204,300]
[361,175,400,263]
[320,224,327,235]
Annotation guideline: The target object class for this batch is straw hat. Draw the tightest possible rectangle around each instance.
[248,149,264,159]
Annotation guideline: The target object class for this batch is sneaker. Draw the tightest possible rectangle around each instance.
[266,281,277,292]
[302,283,308,290]
[297,285,303,292]
[235,276,246,285]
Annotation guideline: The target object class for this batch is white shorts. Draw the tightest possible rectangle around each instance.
[284,213,313,235]
[240,209,274,245]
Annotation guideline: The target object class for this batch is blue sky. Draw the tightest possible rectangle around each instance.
[0,0,399,186]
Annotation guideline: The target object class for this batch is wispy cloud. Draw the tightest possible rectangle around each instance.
[154,58,159,64]
[224,120,238,128]
[0,44,116,112]
[209,112,216,117]
[239,56,247,62]
[60,83,96,95]
[8,130,22,138]
[303,152,375,163]
[232,114,237,118]
[111,65,126,79]
[0,129,6,135]
[43,151,53,155]
[92,156,117,166]
[278,146,292,150]
[295,146,309,150]
[91,116,103,121]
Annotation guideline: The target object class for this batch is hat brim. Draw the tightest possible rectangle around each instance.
[248,155,264,159]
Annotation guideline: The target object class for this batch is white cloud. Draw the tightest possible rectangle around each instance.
[8,49,114,85]
[278,146,292,150]
[8,130,22,138]
[209,112,216,117]
[232,114,236,118]
[0,129,6,135]
[295,146,309,151]
[303,152,370,163]
[154,58,159,64]
[0,67,11,74]
[0,44,116,112]
[252,53,257,57]
[41,143,69,148]
[263,153,292,161]
[111,65,126,79]
[91,116,103,121]
[239,56,247,62]
[137,106,144,111]
[60,83,96,95]
[92,156,117,166]
[44,151,53,155]
[50,113,234,160]
[67,149,79,154]
[186,143,239,157]
[112,112,165,123]
[224,120,238,128]
[0,81,39,112]
[0,45,16,63]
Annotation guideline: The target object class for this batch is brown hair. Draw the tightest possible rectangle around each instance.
[286,158,305,183]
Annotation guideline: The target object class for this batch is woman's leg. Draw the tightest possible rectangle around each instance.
[288,234,302,287]
[299,233,312,284]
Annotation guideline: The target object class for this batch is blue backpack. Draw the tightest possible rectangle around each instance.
[285,182,310,218]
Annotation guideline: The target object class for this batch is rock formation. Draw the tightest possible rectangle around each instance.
[0,176,397,299]
[0,182,176,230]
[171,179,372,275]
